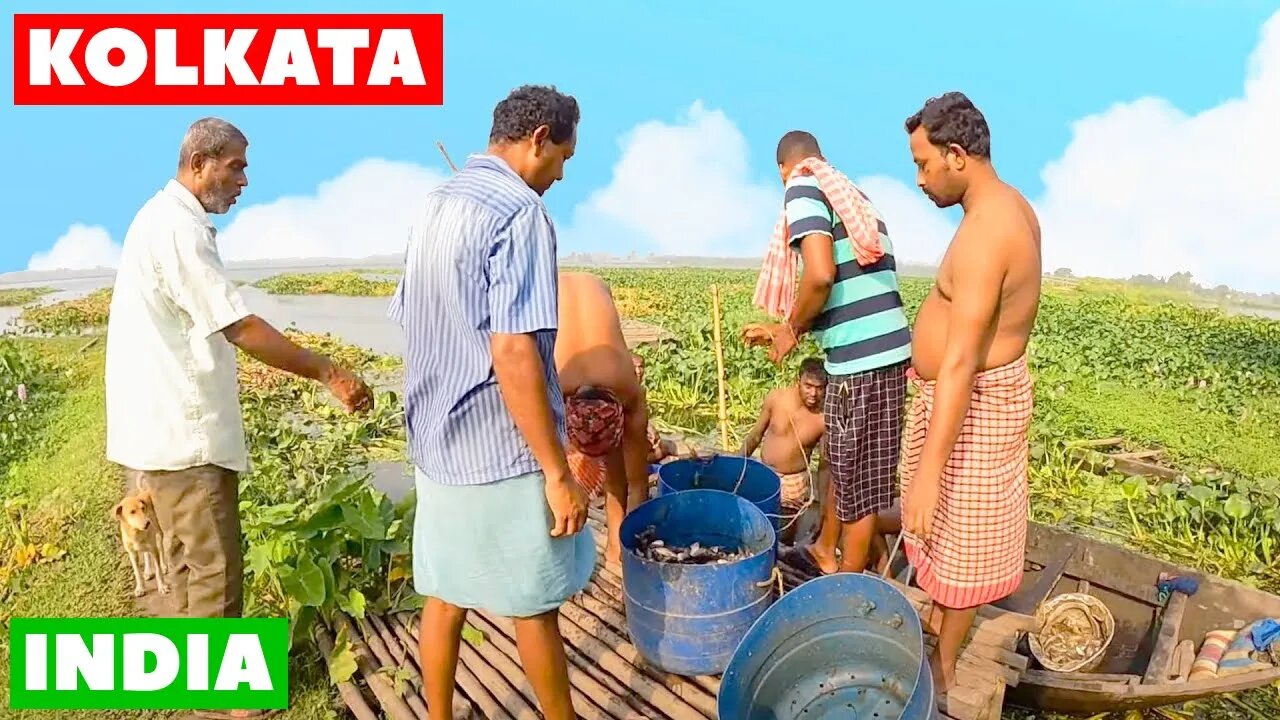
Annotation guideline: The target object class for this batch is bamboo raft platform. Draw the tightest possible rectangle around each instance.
[318,500,1032,720]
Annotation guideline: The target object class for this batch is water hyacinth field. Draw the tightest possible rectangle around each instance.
[1,265,1278,719]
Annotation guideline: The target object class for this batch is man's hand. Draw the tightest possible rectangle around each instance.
[324,365,374,413]
[902,473,941,540]
[768,324,799,364]
[741,323,775,348]
[545,471,588,537]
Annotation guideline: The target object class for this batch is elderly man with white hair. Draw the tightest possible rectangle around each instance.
[104,116,373,720]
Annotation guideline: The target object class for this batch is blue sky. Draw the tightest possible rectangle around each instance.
[3,1,1280,292]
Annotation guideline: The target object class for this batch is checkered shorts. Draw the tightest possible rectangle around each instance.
[823,361,908,523]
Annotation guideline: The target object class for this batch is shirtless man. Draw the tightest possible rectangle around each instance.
[555,271,651,567]
[892,91,1042,693]
[740,358,827,544]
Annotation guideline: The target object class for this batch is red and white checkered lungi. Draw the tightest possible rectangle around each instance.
[568,451,607,499]
[901,354,1034,610]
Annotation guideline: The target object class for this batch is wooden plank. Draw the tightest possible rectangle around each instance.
[956,654,1020,687]
[1111,449,1164,461]
[940,684,990,720]
[1068,437,1123,448]
[1141,590,1190,685]
[1000,540,1078,616]
[1070,447,1182,481]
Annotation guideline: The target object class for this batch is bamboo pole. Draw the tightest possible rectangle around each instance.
[709,284,730,450]
[436,140,460,173]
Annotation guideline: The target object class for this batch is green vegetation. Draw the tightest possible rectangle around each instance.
[0,331,406,720]
[0,287,54,307]
[15,288,112,335]
[3,267,1279,718]
[255,271,399,297]
[601,268,1280,594]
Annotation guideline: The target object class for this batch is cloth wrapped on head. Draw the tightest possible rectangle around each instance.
[566,386,625,457]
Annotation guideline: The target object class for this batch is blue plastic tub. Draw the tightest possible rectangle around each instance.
[657,455,782,543]
[718,573,935,720]
[620,489,778,677]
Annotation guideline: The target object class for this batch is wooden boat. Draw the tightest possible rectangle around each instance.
[991,521,1280,715]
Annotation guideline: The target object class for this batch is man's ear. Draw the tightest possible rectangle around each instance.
[946,143,968,171]
[531,124,551,154]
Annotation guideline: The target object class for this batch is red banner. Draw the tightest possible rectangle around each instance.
[12,13,444,105]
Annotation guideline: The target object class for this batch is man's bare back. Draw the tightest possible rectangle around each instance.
[753,387,823,474]
[554,271,650,565]
[555,272,636,395]
[911,183,1042,380]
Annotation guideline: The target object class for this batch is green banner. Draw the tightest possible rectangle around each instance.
[8,617,289,710]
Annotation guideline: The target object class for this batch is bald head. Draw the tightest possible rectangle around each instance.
[776,130,821,166]
[175,117,249,215]
[178,117,248,171]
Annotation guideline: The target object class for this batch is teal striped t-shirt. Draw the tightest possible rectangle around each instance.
[785,174,912,376]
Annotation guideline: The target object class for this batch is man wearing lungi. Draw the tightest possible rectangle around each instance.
[555,270,653,569]
[897,91,1042,692]
[390,85,591,720]
[740,357,827,545]
[744,130,913,575]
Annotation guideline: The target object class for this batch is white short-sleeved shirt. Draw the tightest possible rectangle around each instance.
[104,179,253,473]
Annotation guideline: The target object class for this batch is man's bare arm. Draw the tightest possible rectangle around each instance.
[223,315,335,382]
[621,387,651,498]
[741,390,775,456]
[491,333,572,483]
[914,219,1005,488]
[787,234,837,336]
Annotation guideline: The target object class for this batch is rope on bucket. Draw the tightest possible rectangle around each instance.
[754,566,784,598]
[880,531,915,586]
[762,412,819,534]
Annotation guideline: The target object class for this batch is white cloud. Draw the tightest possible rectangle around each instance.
[854,175,958,267]
[23,10,1280,293]
[27,223,121,271]
[1035,11,1280,293]
[216,157,451,262]
[560,100,781,257]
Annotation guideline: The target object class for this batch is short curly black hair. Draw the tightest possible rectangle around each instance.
[904,92,991,159]
[489,84,580,145]
[799,357,827,383]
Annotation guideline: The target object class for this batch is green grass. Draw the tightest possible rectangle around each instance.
[253,271,398,297]
[0,339,341,720]
[0,287,54,307]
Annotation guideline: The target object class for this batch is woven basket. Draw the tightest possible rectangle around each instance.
[1028,592,1116,673]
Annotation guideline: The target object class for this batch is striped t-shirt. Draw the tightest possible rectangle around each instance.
[785,174,912,377]
[388,154,565,486]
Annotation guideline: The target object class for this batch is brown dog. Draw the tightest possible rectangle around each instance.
[113,490,171,597]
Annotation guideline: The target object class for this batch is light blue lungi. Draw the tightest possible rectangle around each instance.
[411,467,596,618]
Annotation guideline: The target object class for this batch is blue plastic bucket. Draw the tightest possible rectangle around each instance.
[657,455,782,544]
[620,489,778,677]
[718,573,935,720]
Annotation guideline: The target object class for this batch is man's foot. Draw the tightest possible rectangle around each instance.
[927,650,957,696]
[785,544,838,576]
[603,543,623,568]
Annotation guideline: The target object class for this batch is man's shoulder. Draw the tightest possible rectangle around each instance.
[784,174,827,201]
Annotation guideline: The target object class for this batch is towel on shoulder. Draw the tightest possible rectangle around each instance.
[753,157,885,320]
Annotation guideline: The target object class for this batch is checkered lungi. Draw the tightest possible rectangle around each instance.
[567,451,607,499]
[823,360,908,524]
[901,354,1034,610]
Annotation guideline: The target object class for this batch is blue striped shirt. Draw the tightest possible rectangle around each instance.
[388,154,564,486]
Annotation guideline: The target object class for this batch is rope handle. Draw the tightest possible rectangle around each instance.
[755,566,784,597]
[881,531,916,586]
